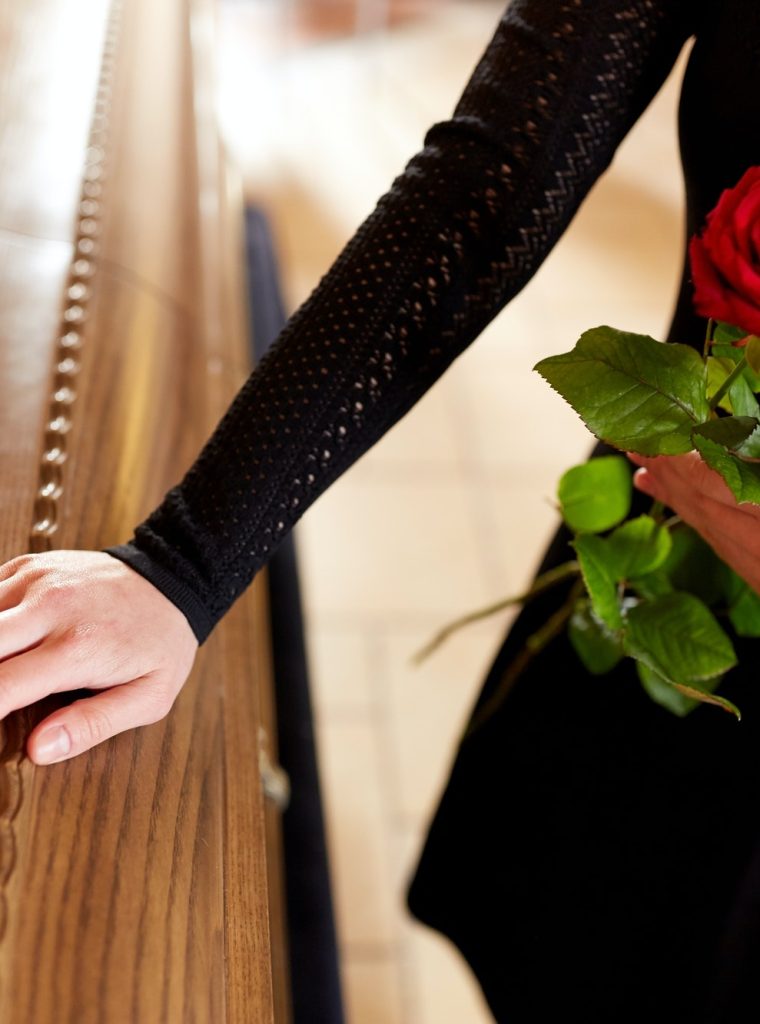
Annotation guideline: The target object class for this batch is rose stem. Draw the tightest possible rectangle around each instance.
[411,559,580,665]
[463,578,584,739]
[703,317,715,360]
[709,353,749,411]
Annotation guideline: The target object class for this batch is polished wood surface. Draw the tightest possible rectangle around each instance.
[0,0,285,1020]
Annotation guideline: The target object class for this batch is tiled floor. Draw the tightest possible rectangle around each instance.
[216,2,690,1019]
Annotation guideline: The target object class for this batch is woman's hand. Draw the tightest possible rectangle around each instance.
[629,451,760,595]
[0,550,198,765]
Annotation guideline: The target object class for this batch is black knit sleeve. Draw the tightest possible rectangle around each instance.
[106,0,694,643]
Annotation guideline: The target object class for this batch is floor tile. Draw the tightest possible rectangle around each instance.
[216,4,690,1021]
[295,460,492,621]
[380,625,505,826]
[401,921,493,1024]
[316,717,397,947]
[306,626,375,717]
[342,956,407,1024]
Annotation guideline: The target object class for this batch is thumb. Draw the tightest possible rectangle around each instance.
[28,677,174,765]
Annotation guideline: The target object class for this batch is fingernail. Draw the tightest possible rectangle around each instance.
[34,726,71,764]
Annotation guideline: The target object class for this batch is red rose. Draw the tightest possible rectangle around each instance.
[689,166,760,336]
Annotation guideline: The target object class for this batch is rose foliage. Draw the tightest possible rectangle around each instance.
[419,169,760,724]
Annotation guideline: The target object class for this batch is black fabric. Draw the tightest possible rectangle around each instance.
[246,207,344,1024]
[408,5,760,1020]
[102,0,760,1018]
[106,0,696,643]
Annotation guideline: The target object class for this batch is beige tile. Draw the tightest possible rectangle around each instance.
[295,459,491,621]
[401,921,494,1024]
[477,479,566,597]
[389,827,496,1023]
[218,8,688,1023]
[342,956,407,1024]
[381,626,505,825]
[454,335,594,482]
[316,718,397,947]
[306,626,375,716]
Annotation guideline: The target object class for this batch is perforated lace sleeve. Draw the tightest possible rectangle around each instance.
[107,0,694,643]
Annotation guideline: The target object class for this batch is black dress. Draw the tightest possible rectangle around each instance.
[107,1,760,1019]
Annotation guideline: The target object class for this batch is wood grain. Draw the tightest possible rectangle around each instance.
[0,0,286,1019]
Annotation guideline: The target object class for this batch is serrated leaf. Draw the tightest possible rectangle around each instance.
[692,416,760,450]
[637,662,733,717]
[624,592,737,683]
[534,327,709,455]
[606,515,672,579]
[572,534,622,631]
[557,456,632,533]
[692,432,760,504]
[745,336,760,375]
[728,579,760,637]
[568,599,623,674]
[637,662,706,716]
[670,682,741,719]
[736,423,760,459]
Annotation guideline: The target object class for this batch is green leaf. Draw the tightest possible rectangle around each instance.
[572,534,622,631]
[637,662,707,717]
[692,431,760,504]
[568,599,623,674]
[624,592,737,683]
[714,321,747,346]
[706,357,735,413]
[706,356,760,416]
[729,376,759,418]
[636,662,735,717]
[736,423,760,459]
[711,340,760,392]
[534,327,709,455]
[606,515,672,579]
[692,416,759,450]
[557,456,632,533]
[660,525,730,606]
[727,578,760,637]
[669,681,741,719]
[745,336,760,375]
[630,571,673,600]
[693,415,760,459]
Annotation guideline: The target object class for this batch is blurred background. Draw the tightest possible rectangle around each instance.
[217,2,688,1020]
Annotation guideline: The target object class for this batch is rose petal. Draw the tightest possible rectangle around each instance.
[690,168,760,331]
[734,187,760,260]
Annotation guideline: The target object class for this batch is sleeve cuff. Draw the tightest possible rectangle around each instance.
[104,543,215,644]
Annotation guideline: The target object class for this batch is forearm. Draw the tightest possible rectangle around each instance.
[108,0,694,642]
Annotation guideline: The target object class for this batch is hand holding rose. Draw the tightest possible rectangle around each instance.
[626,168,760,597]
[630,451,760,596]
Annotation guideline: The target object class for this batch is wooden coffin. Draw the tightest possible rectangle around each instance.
[0,0,288,1019]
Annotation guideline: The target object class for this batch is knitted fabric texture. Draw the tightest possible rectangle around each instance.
[107,0,695,643]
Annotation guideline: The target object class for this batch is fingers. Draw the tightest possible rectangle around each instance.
[0,550,197,767]
[27,676,174,765]
[0,555,27,586]
[0,640,88,719]
[634,464,760,592]
[0,605,48,662]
